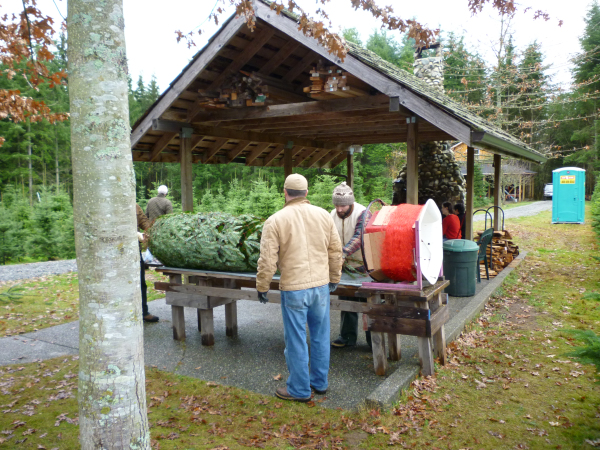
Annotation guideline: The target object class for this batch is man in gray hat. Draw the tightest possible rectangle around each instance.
[330,182,371,348]
[256,174,343,402]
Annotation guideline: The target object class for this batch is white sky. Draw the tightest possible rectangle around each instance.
[2,0,592,93]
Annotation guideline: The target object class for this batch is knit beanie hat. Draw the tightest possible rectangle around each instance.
[332,182,355,206]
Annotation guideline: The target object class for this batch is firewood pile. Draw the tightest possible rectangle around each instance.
[475,229,519,279]
[196,71,305,109]
[303,63,369,99]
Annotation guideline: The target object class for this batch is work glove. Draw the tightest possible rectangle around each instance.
[258,291,269,304]
[328,282,338,293]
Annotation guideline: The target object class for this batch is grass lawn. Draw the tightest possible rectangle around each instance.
[0,207,599,449]
[0,269,168,337]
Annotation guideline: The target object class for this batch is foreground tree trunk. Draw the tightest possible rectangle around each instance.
[68,0,150,448]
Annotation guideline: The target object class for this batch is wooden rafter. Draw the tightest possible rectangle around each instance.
[283,49,317,82]
[244,142,272,165]
[327,152,349,168]
[253,1,473,145]
[236,112,401,132]
[153,119,340,150]
[318,150,345,168]
[192,94,389,124]
[259,40,301,75]
[201,137,230,163]
[149,132,177,162]
[207,28,276,92]
[276,146,304,167]
[262,144,284,166]
[227,141,252,162]
[130,15,245,148]
[266,120,405,136]
[292,147,318,166]
[305,149,330,168]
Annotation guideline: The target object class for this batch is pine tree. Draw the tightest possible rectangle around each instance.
[567,0,600,168]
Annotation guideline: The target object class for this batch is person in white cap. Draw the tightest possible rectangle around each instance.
[256,174,343,402]
[146,185,173,222]
[330,182,371,348]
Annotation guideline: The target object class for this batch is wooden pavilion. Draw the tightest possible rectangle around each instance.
[130,0,547,238]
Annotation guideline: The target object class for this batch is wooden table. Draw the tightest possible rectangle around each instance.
[153,267,449,376]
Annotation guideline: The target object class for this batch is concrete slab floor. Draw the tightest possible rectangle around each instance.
[0,253,525,411]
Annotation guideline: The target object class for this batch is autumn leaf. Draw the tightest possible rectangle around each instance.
[272,373,282,381]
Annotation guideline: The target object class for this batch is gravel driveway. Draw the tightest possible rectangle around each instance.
[0,259,77,283]
[473,201,552,222]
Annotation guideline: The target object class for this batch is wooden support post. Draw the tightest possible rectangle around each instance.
[200,309,214,346]
[417,298,434,376]
[194,277,209,332]
[284,145,293,178]
[406,117,419,205]
[494,154,502,231]
[432,292,447,365]
[465,146,475,240]
[519,175,523,202]
[169,274,186,341]
[180,128,194,212]
[347,151,354,189]
[224,279,238,337]
[368,294,388,376]
[386,294,401,361]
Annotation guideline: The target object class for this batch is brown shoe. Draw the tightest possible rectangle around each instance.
[143,314,159,322]
[275,387,311,403]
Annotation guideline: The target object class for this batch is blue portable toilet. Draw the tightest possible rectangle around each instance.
[552,167,585,224]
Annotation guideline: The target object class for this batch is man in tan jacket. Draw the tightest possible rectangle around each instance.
[256,174,343,402]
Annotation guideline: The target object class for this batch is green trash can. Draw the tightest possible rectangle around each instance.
[443,239,479,297]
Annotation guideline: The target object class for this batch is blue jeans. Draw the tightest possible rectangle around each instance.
[280,284,330,399]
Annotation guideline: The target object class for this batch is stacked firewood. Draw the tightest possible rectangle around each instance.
[475,229,519,278]
[303,63,368,99]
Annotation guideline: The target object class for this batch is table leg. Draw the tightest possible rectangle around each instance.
[168,274,186,341]
[432,292,447,365]
[368,295,388,376]
[386,294,401,361]
[171,306,186,341]
[224,279,237,337]
[417,299,434,376]
[194,277,210,332]
[200,309,214,346]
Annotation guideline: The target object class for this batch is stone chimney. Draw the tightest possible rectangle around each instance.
[413,43,444,93]
[392,43,467,207]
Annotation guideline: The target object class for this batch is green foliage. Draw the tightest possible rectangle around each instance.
[366,30,414,72]
[443,32,488,106]
[563,329,600,374]
[26,190,75,260]
[148,212,264,272]
[591,175,600,241]
[0,284,24,303]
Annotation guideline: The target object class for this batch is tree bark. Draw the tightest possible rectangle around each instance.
[55,123,60,193]
[27,119,32,206]
[68,0,150,448]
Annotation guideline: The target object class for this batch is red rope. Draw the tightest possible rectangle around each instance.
[380,204,423,282]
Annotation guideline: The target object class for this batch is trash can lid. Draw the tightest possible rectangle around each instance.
[443,239,479,252]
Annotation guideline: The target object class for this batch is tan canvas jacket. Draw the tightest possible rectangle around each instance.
[256,198,343,292]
